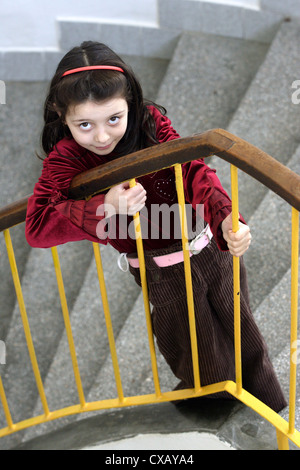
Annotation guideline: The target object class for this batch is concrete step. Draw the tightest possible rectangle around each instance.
[254,266,295,363]
[243,143,300,310]
[209,19,300,221]
[0,239,93,449]
[85,291,178,404]
[21,289,179,441]
[21,244,140,442]
[0,225,30,341]
[11,262,300,451]
[0,82,47,342]
[219,270,300,452]
[156,30,269,137]
[0,82,47,207]
[122,55,169,103]
[11,398,241,451]
[14,257,299,451]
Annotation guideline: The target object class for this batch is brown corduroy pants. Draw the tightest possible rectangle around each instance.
[129,238,287,413]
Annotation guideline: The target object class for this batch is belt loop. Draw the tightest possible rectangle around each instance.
[117,253,129,272]
[189,225,212,255]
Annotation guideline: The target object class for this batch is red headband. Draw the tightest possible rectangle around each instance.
[62,65,125,77]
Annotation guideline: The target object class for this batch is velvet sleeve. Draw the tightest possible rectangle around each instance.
[25,142,108,248]
[25,182,108,249]
[149,106,181,143]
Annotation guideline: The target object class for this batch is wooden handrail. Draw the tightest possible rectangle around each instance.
[0,196,29,233]
[1,128,300,232]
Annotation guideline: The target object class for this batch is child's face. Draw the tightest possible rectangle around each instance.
[65,96,128,156]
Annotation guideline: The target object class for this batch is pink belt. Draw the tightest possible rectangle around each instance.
[128,226,213,269]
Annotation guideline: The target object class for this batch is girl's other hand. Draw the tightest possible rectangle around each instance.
[221,212,252,257]
[104,182,147,216]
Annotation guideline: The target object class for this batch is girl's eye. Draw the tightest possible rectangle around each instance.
[79,122,92,130]
[109,116,120,125]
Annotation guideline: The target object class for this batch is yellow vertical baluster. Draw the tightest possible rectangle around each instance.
[129,179,162,398]
[0,376,14,430]
[230,165,242,396]
[51,246,85,408]
[93,243,124,403]
[4,229,50,416]
[276,429,290,451]
[289,207,299,435]
[174,164,201,392]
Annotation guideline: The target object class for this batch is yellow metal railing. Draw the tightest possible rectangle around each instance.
[231,165,243,397]
[93,242,124,403]
[129,178,162,398]
[0,156,299,449]
[289,208,299,435]
[174,164,201,392]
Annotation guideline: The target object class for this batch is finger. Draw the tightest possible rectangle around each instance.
[228,235,251,249]
[127,186,146,204]
[128,201,146,215]
[228,223,250,239]
[229,245,250,257]
[228,237,251,256]
[134,191,147,205]
[228,238,251,252]
[128,182,145,194]
[127,193,147,215]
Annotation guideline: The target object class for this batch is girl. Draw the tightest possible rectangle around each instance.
[25,41,286,412]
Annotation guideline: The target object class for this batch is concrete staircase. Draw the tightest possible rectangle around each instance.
[0,14,300,450]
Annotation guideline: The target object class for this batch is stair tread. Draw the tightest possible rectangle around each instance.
[0,240,94,449]
[208,19,300,220]
[156,30,269,137]
[244,143,300,310]
[0,83,47,341]
[21,244,140,441]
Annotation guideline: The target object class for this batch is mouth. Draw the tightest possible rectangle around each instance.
[95,143,112,150]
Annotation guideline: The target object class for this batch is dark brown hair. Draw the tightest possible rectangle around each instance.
[40,41,166,157]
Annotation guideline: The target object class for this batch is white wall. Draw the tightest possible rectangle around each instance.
[0,0,261,49]
[0,0,158,49]
[191,0,259,7]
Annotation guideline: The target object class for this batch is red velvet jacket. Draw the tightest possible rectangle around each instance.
[26,106,242,253]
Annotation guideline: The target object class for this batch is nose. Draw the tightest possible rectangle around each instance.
[95,127,110,144]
